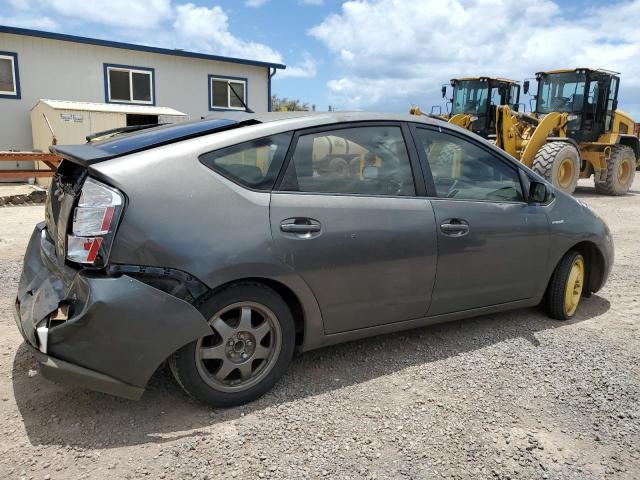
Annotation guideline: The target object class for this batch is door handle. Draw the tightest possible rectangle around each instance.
[440,219,469,236]
[280,223,321,233]
[280,218,322,237]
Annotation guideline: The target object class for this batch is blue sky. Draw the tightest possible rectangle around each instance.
[2,0,640,117]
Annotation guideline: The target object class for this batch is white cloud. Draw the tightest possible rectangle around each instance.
[278,53,318,78]
[41,0,173,29]
[245,0,269,6]
[2,1,296,66]
[0,14,58,30]
[309,0,640,117]
[9,0,31,9]
[172,3,284,63]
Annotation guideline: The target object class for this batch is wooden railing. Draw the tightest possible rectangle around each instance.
[0,152,61,179]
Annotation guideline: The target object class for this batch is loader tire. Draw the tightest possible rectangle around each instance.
[328,157,349,178]
[594,145,636,196]
[532,141,580,194]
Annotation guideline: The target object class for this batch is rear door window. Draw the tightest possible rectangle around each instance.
[279,125,416,196]
[200,132,292,190]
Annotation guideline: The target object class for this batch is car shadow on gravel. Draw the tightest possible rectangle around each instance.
[12,295,610,449]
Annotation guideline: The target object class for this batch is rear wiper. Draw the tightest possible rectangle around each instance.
[86,123,166,143]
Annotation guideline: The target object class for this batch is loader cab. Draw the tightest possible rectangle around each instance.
[450,77,520,138]
[534,68,620,142]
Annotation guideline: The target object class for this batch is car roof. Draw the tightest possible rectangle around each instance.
[51,111,448,166]
[206,110,437,125]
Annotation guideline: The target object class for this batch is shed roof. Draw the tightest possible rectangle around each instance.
[0,25,286,70]
[36,99,186,116]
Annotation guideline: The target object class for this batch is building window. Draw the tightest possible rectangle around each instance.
[105,64,154,105]
[209,75,247,110]
[0,52,20,99]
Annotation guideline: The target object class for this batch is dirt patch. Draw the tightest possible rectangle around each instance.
[0,179,639,479]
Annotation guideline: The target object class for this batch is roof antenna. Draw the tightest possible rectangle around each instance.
[229,83,254,113]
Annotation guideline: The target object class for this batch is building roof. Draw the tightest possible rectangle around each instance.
[0,25,286,70]
[36,99,186,116]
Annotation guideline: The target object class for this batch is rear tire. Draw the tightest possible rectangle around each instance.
[169,283,295,408]
[545,251,586,320]
[532,141,580,194]
[594,145,636,196]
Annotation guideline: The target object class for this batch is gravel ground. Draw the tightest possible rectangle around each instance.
[0,178,639,480]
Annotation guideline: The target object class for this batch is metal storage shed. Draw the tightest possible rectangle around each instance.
[31,99,187,152]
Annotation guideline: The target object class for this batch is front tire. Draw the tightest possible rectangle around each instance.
[532,141,581,194]
[170,283,295,407]
[545,251,586,320]
[594,145,636,196]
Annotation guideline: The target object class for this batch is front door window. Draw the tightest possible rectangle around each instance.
[414,129,524,202]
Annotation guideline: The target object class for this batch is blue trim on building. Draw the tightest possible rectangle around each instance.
[208,74,249,112]
[103,63,156,106]
[0,25,286,70]
[0,51,20,99]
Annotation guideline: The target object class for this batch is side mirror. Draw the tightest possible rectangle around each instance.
[362,165,379,180]
[523,80,530,95]
[441,85,447,98]
[528,181,548,203]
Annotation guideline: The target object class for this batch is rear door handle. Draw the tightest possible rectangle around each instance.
[440,219,469,236]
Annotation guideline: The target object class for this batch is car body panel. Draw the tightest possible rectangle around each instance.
[541,191,614,291]
[427,199,550,315]
[270,192,438,333]
[91,140,328,353]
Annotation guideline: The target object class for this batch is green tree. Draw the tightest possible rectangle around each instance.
[271,95,312,112]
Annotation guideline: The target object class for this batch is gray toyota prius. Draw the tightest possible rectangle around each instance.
[15,112,613,407]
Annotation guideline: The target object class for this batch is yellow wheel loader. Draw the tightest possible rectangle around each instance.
[496,68,639,195]
[410,77,520,139]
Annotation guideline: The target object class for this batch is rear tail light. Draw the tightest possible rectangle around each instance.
[67,178,124,266]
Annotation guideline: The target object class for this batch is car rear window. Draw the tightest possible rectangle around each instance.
[199,132,292,190]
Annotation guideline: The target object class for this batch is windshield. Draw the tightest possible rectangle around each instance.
[451,80,489,115]
[537,72,586,114]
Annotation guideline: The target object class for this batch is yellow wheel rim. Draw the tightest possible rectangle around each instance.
[558,158,575,189]
[618,159,632,185]
[564,257,584,317]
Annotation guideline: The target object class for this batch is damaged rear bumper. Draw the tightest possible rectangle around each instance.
[14,223,212,398]
[14,322,145,400]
